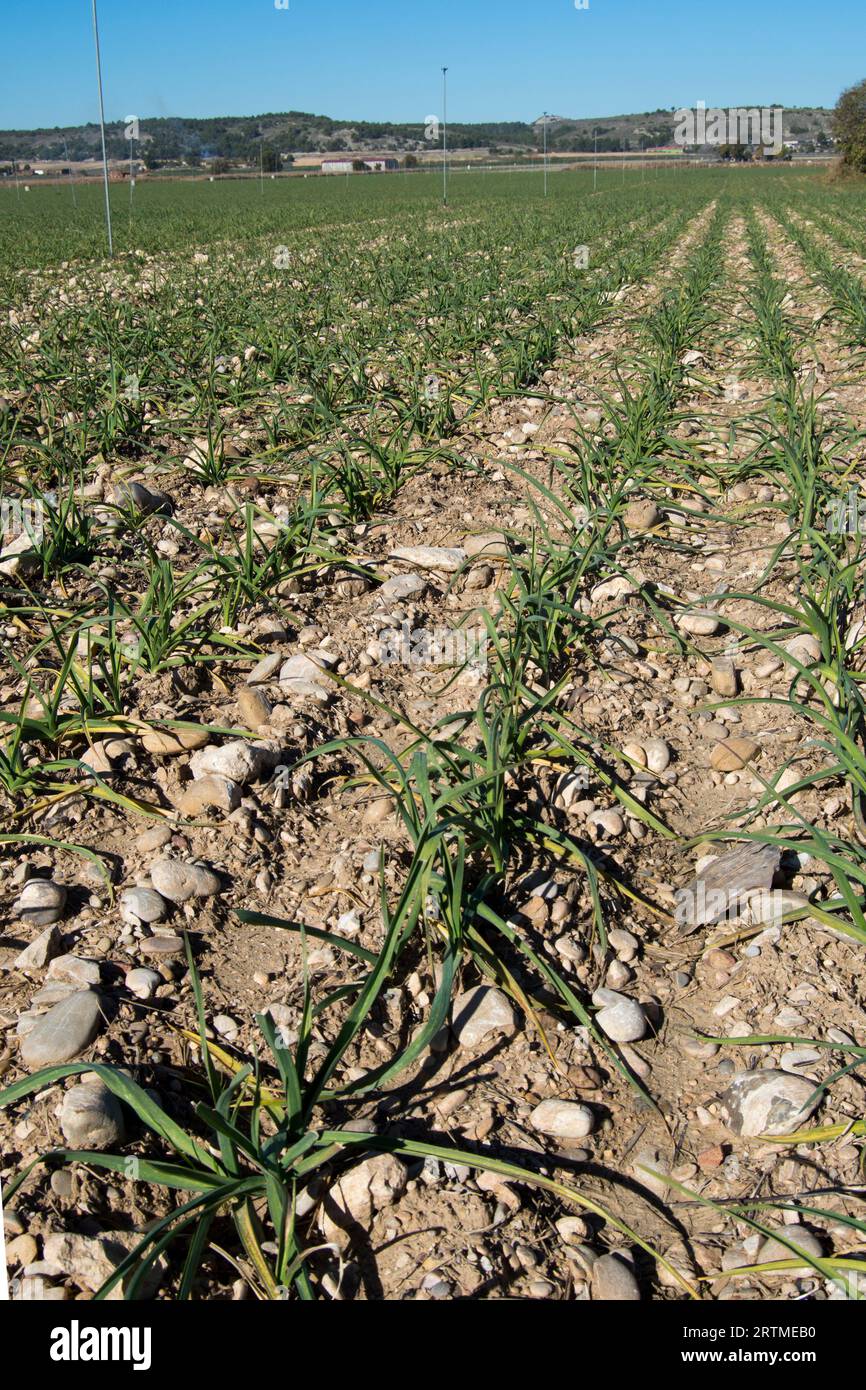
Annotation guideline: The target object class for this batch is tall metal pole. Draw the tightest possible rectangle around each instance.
[593,126,598,192]
[442,67,448,206]
[91,0,113,256]
[543,111,548,196]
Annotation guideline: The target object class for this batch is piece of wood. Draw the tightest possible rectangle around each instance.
[674,841,781,936]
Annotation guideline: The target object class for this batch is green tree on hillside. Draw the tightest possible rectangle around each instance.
[834,79,866,171]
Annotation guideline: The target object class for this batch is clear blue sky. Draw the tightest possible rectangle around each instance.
[3,0,864,129]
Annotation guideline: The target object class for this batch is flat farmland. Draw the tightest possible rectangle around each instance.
[1,165,865,1302]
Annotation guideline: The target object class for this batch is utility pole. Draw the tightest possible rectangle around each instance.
[593,126,598,192]
[442,67,448,205]
[91,0,113,256]
[543,111,549,196]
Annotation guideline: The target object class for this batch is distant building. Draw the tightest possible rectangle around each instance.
[321,155,399,174]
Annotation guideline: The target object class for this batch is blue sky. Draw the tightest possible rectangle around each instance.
[3,0,864,129]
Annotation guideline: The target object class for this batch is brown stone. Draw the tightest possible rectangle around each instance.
[710,737,760,772]
[142,726,210,755]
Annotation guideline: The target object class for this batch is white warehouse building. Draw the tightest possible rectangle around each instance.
[321,155,399,174]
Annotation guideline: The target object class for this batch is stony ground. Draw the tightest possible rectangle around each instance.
[1,175,865,1302]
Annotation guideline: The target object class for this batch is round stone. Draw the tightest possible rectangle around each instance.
[530,1099,595,1141]
[125,968,162,1000]
[16,879,67,927]
[149,860,221,903]
[60,1081,125,1149]
[594,992,648,1043]
[591,1253,641,1300]
[718,1070,820,1137]
[451,986,516,1051]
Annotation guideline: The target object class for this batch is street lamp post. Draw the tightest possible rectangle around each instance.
[91,0,113,256]
[543,111,549,196]
[442,67,448,205]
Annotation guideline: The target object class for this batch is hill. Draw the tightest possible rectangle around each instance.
[0,105,836,167]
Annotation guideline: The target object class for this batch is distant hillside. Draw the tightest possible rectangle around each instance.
[0,105,836,166]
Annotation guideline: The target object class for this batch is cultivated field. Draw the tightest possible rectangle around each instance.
[1,165,865,1301]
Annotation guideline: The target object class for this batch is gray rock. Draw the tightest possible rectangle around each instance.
[279,653,332,700]
[593,989,648,1043]
[59,1080,125,1149]
[0,531,41,580]
[47,955,100,988]
[757,1225,824,1271]
[245,652,283,684]
[20,991,102,1068]
[113,481,172,517]
[378,573,426,602]
[42,1232,165,1299]
[592,1252,641,1300]
[319,1153,408,1246]
[606,959,633,990]
[149,859,221,903]
[780,1048,822,1074]
[827,1027,856,1047]
[389,546,466,573]
[675,841,780,935]
[719,1070,819,1137]
[120,887,169,925]
[15,879,66,927]
[451,986,517,1050]
[608,928,639,962]
[677,611,721,637]
[29,981,79,1009]
[189,740,275,786]
[125,968,161,1000]
[13,924,64,970]
[530,1099,595,1140]
[138,935,185,958]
